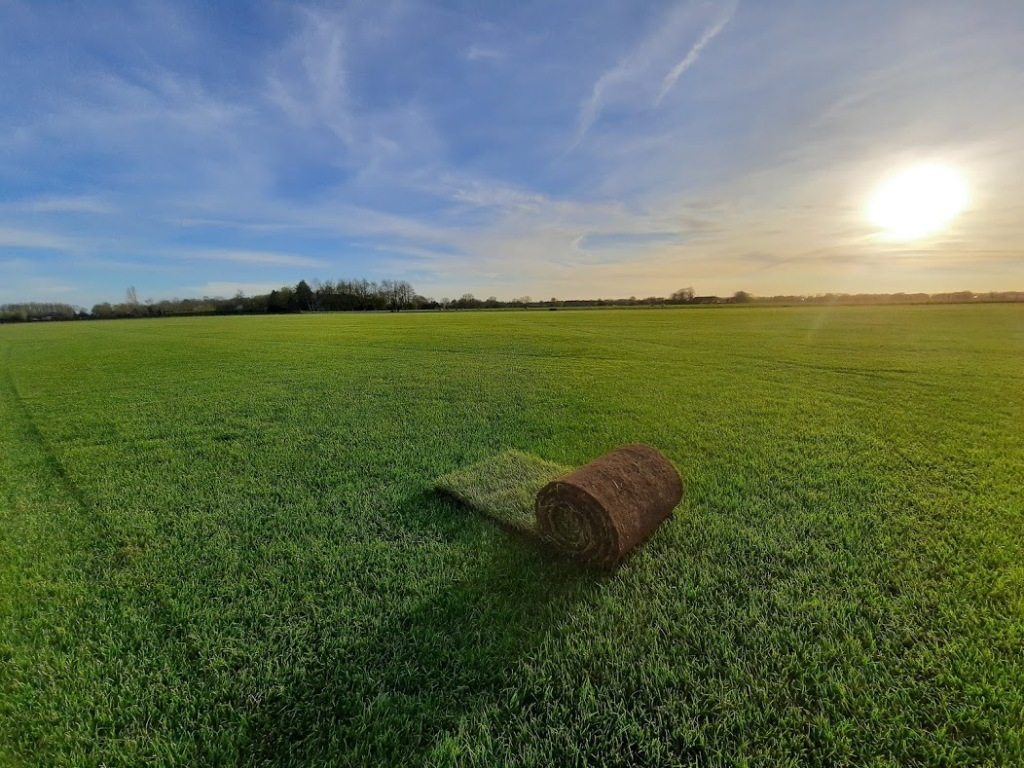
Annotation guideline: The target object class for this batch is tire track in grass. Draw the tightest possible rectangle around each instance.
[0,341,90,764]
[1,341,92,511]
[0,338,139,766]
[0,338,227,766]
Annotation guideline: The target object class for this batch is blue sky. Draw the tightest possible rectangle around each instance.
[2,0,1022,307]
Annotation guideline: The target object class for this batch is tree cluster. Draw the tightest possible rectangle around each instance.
[278,279,430,313]
[0,303,84,323]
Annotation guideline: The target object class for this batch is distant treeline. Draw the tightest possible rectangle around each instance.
[0,302,85,323]
[2,283,1023,323]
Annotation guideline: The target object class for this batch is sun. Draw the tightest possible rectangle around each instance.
[867,163,969,240]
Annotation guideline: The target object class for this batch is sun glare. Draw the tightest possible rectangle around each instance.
[867,163,969,240]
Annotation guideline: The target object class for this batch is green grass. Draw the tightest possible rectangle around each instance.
[1,305,1022,766]
[435,450,570,533]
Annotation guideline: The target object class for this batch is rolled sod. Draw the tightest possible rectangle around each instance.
[536,444,683,567]
[438,445,682,566]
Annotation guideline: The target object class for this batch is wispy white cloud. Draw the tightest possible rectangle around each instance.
[266,7,351,143]
[2,196,116,214]
[178,249,329,268]
[569,57,640,152]
[367,242,466,261]
[569,42,655,154]
[447,177,548,213]
[260,3,444,183]
[569,1,734,150]
[35,68,250,152]
[656,1,735,105]
[185,281,284,298]
[0,275,77,303]
[465,44,505,62]
[0,227,79,250]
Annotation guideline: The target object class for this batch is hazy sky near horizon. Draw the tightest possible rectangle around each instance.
[2,0,1023,307]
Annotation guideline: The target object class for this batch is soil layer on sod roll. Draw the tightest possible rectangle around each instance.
[435,450,571,533]
[535,444,683,567]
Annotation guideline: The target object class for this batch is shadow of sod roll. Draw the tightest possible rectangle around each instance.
[535,444,683,567]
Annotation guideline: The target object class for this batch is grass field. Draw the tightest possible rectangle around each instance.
[1,305,1022,766]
